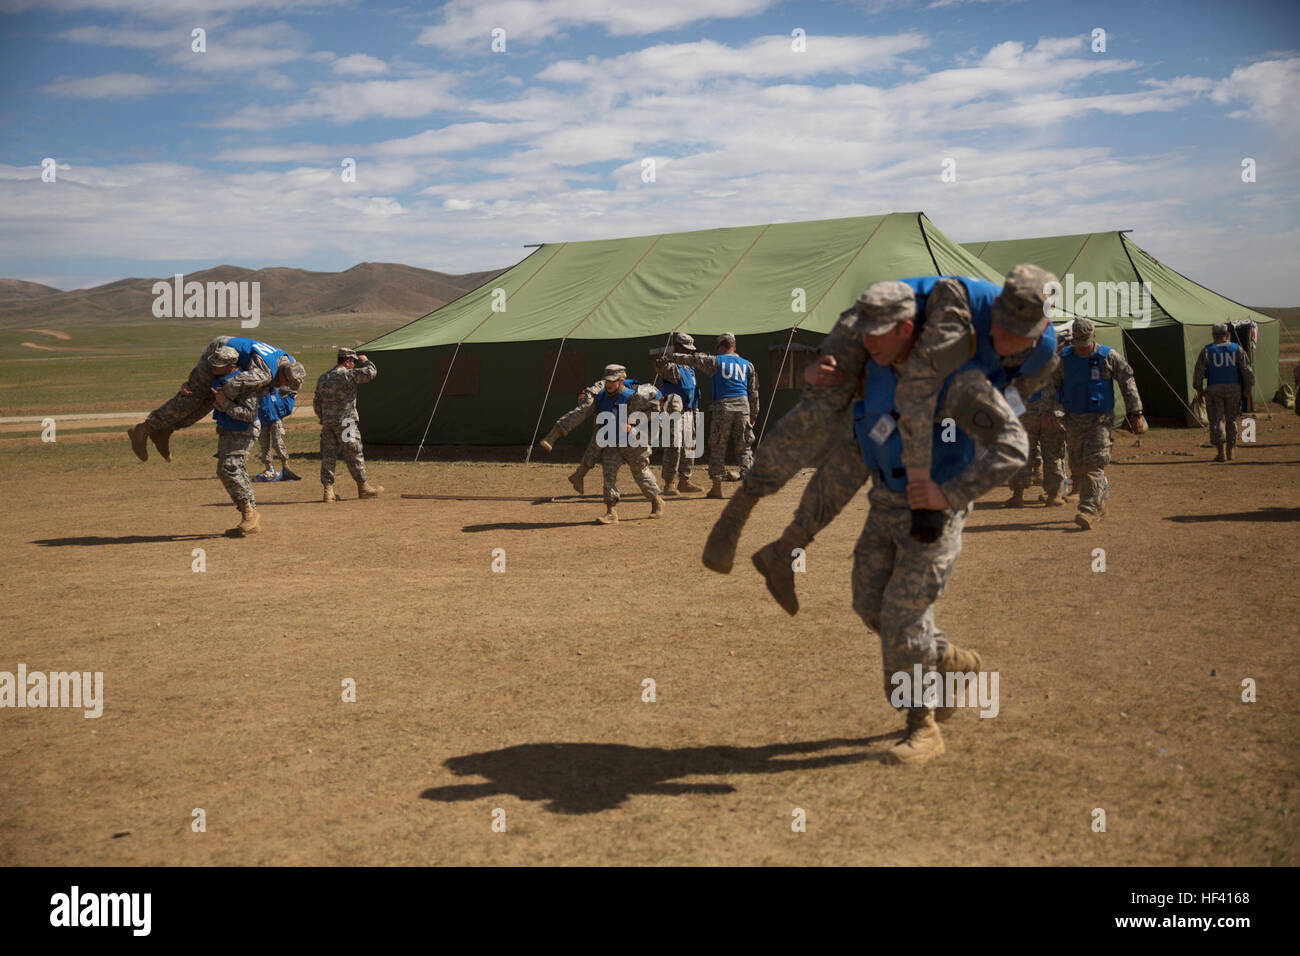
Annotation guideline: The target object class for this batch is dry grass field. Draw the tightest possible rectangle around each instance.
[1,406,1297,866]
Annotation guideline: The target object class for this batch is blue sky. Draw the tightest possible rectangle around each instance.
[1,0,1297,302]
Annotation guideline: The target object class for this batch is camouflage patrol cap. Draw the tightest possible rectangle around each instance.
[207,345,239,367]
[602,363,628,381]
[717,332,736,349]
[281,360,306,389]
[992,264,1057,339]
[854,280,917,336]
[1072,317,1095,343]
[673,331,696,351]
[1211,322,1229,337]
[337,348,359,363]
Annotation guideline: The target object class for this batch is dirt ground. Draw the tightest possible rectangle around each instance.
[1,411,1297,866]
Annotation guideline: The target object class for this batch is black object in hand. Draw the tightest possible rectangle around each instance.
[910,509,944,544]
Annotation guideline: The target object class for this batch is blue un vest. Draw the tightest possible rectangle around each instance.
[212,372,252,431]
[1058,344,1115,414]
[225,337,289,374]
[259,390,295,423]
[1204,342,1240,386]
[659,364,699,411]
[594,384,636,416]
[712,353,752,400]
[852,362,975,493]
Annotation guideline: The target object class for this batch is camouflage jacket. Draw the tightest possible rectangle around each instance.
[313,359,377,425]
[663,351,759,417]
[212,370,264,426]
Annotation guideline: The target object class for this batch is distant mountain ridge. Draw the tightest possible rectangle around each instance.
[0,262,507,326]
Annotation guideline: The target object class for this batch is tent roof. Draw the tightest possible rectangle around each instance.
[365,212,1002,351]
[962,232,1274,330]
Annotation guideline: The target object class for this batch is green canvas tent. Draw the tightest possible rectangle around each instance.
[361,212,1004,447]
[963,232,1279,423]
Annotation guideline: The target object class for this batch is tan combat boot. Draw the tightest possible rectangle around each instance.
[1213,443,1226,462]
[677,477,704,493]
[596,506,618,525]
[1226,443,1235,461]
[568,467,587,495]
[1074,511,1095,530]
[1005,488,1026,508]
[149,427,173,462]
[662,481,680,497]
[127,423,150,462]
[1043,493,1064,507]
[887,710,945,765]
[706,478,724,499]
[701,489,760,573]
[935,645,984,722]
[358,480,384,498]
[648,494,665,518]
[537,427,561,453]
[232,502,260,536]
[322,482,337,503]
[751,535,803,616]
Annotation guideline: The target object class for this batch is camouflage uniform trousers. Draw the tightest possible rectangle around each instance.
[707,403,753,480]
[321,420,367,484]
[658,393,697,486]
[1010,402,1065,495]
[1063,412,1112,516]
[854,485,964,712]
[1205,383,1242,446]
[600,444,661,507]
[145,337,233,433]
[216,421,259,506]
[258,418,289,469]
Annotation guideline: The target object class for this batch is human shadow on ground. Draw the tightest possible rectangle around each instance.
[461,520,630,532]
[964,519,1078,533]
[1166,507,1300,524]
[1114,459,1300,467]
[32,533,226,547]
[420,734,897,815]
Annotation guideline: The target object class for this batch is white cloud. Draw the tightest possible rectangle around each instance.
[43,72,168,98]
[416,0,777,51]
[1212,57,1300,137]
[332,53,389,76]
[216,76,460,128]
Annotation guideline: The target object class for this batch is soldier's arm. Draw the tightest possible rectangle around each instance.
[352,359,378,384]
[1239,347,1255,389]
[747,363,760,419]
[936,369,1029,510]
[654,359,684,384]
[667,352,718,374]
[223,395,260,424]
[1104,350,1143,416]
[227,354,273,392]
[1192,347,1208,392]
[627,385,661,414]
[1010,353,1060,408]
[552,396,598,436]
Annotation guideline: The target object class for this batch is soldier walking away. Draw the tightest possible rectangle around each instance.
[1048,318,1146,530]
[651,332,705,496]
[758,300,1027,764]
[662,332,759,499]
[127,336,292,463]
[314,349,383,502]
[1193,323,1254,462]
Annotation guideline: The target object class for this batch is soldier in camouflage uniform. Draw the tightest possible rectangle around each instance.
[314,348,382,502]
[206,345,268,536]
[1007,381,1067,507]
[759,290,1028,765]
[127,335,289,463]
[1047,317,1146,530]
[544,365,665,523]
[1193,323,1254,461]
[703,266,1059,575]
[537,379,611,494]
[662,332,758,499]
[651,332,705,496]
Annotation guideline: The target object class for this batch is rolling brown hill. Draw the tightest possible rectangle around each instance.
[0,262,507,327]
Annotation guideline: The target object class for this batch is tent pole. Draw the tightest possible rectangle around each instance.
[414,342,463,462]
[526,338,568,463]
[757,328,798,444]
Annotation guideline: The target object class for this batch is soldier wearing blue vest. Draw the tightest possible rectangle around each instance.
[703,266,1059,578]
[1193,323,1254,461]
[1046,317,1146,530]
[255,387,301,481]
[752,286,1027,765]
[205,345,267,536]
[662,332,759,499]
[652,331,706,496]
[127,335,293,463]
[1008,323,1071,507]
